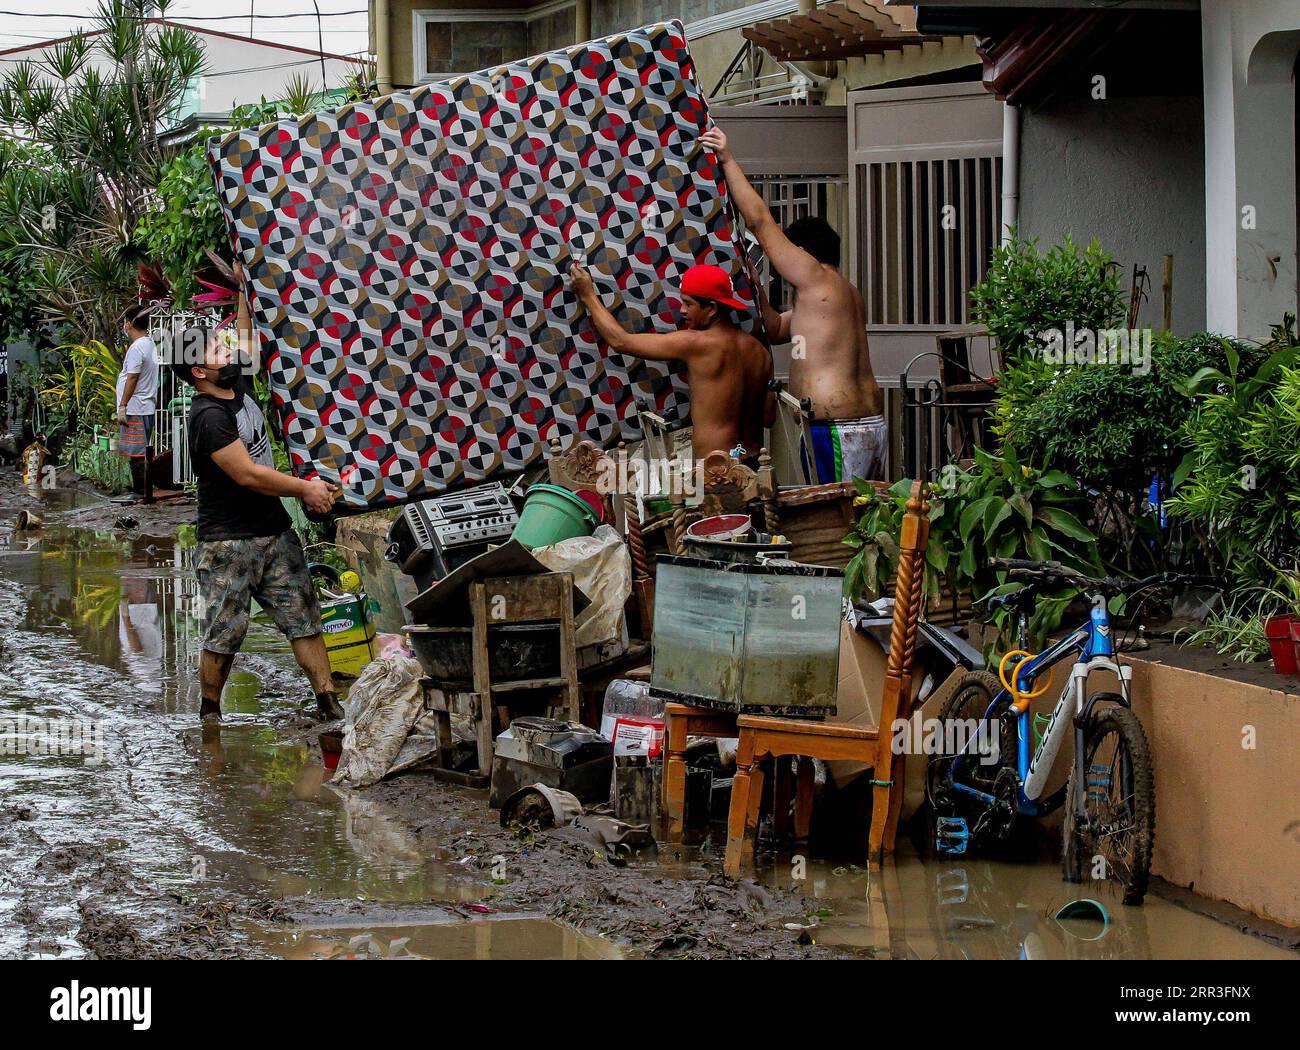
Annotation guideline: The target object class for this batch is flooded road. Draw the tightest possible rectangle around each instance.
[0,482,1294,960]
[752,853,1296,960]
[0,495,492,957]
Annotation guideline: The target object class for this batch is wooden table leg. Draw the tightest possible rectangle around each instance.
[664,749,687,838]
[742,758,766,863]
[725,727,763,876]
[471,692,493,777]
[725,762,752,876]
[794,757,815,842]
[724,765,749,876]
[663,709,690,838]
[772,757,793,839]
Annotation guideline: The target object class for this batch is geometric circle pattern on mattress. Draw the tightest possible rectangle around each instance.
[207,21,757,513]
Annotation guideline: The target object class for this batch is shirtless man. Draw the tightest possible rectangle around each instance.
[701,125,887,483]
[569,261,774,463]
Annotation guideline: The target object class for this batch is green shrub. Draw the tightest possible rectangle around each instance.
[1168,317,1300,587]
[844,448,1102,647]
[135,144,227,309]
[970,234,1125,363]
[1001,331,1251,494]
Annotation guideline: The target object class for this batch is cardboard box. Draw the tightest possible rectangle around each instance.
[827,619,968,821]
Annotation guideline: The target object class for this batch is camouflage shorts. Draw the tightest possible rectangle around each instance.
[195,530,322,654]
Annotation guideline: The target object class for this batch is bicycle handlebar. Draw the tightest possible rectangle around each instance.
[986,559,1222,597]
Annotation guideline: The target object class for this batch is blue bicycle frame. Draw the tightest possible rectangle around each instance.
[946,602,1129,817]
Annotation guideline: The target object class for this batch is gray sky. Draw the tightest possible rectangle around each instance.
[0,1,371,56]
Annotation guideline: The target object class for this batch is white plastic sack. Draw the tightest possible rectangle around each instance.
[333,654,425,788]
[531,524,631,648]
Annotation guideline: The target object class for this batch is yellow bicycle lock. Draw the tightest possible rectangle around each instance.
[997,650,1055,715]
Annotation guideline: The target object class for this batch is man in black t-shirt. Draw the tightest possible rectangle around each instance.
[170,268,344,722]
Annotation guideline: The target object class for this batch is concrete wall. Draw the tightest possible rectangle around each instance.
[1202,0,1300,339]
[1126,658,1300,928]
[1018,93,1208,335]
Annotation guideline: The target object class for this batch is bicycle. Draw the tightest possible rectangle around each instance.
[925,558,1210,905]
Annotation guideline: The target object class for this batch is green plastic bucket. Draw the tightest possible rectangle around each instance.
[512,484,597,548]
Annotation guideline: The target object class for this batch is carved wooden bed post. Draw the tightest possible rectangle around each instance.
[868,479,930,862]
[757,447,779,535]
[618,441,655,634]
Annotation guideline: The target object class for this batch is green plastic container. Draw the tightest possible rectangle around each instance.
[512,483,597,548]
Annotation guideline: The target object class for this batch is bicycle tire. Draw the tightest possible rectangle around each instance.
[924,670,1015,813]
[1062,704,1155,905]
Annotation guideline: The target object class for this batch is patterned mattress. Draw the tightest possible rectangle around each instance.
[207,20,757,513]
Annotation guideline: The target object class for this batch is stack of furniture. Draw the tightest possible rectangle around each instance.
[420,572,580,785]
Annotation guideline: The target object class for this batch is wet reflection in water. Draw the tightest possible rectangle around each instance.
[250,916,624,960]
[0,518,489,960]
[749,850,1297,960]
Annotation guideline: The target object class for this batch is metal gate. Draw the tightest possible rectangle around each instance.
[149,310,213,488]
[847,82,1005,478]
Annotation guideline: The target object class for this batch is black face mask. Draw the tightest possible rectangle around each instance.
[209,363,242,389]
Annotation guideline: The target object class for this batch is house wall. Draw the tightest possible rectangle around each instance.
[1018,93,1208,335]
[1202,0,1300,339]
[192,34,363,111]
[380,2,977,99]
[0,28,363,115]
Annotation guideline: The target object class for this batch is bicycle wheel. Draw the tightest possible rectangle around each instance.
[924,670,1015,813]
[1062,705,1155,905]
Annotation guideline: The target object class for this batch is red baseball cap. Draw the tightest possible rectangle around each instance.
[680,264,747,310]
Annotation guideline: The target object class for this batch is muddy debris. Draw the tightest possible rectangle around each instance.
[0,803,35,824]
[366,773,850,960]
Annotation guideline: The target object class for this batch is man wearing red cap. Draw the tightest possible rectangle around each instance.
[701,124,886,484]
[569,261,773,464]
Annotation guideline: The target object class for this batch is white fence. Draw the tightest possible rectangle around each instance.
[149,310,217,488]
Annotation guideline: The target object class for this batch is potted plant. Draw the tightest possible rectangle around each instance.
[1265,613,1299,675]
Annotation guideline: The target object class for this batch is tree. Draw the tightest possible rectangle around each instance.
[0,0,204,345]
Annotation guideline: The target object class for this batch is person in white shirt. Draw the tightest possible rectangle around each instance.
[116,305,159,502]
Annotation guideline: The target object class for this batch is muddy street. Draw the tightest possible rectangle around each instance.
[0,478,1292,961]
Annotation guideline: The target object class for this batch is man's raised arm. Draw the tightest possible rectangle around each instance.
[701,125,823,293]
[233,259,261,375]
[569,263,699,362]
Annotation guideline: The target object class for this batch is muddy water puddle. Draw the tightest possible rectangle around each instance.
[0,516,500,958]
[656,826,1295,960]
[1,506,1294,960]
[250,916,625,960]
[746,852,1297,960]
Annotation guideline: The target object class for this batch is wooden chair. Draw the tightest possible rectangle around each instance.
[546,436,616,521]
[724,717,878,874]
[546,435,654,638]
[661,702,738,836]
[666,448,779,555]
[662,702,808,842]
[722,480,931,875]
[936,331,998,465]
